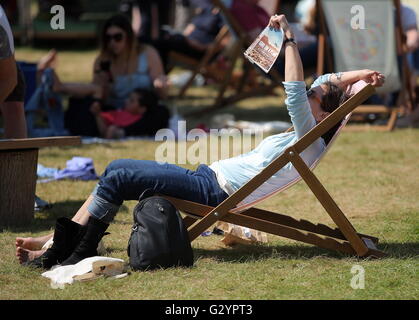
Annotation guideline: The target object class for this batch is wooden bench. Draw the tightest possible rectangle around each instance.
[0,136,81,227]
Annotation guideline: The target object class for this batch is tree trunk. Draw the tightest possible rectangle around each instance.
[0,149,38,227]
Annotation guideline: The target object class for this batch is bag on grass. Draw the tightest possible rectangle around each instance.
[127,189,194,271]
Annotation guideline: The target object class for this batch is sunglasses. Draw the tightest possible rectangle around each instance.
[307,89,322,105]
[105,32,124,43]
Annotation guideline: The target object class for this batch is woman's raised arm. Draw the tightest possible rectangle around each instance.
[329,69,385,89]
[269,15,303,82]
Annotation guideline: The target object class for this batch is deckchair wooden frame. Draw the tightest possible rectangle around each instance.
[170,25,230,99]
[316,0,416,131]
[162,83,386,258]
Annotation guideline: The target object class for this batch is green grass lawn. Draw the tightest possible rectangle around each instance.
[0,47,417,300]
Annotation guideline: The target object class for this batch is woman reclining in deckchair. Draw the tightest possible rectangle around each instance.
[16,15,385,269]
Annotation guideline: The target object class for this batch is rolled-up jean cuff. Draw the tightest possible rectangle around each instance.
[87,194,120,223]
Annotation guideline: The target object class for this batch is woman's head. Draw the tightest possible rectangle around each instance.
[307,82,349,144]
[124,89,158,115]
[100,14,137,57]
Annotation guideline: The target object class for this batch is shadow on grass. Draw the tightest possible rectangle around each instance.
[24,40,98,50]
[1,200,130,233]
[38,141,132,155]
[194,239,419,262]
[170,94,218,101]
[80,143,129,150]
[177,104,291,123]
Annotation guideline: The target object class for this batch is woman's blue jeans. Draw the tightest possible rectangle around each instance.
[87,159,229,223]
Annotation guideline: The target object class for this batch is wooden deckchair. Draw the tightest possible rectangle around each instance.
[162,81,386,258]
[316,0,416,131]
[170,25,230,99]
[183,0,284,116]
[174,0,283,103]
[401,0,419,112]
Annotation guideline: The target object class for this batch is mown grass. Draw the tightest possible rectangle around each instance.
[0,47,417,300]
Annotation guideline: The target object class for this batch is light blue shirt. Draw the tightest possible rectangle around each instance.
[108,52,153,109]
[209,73,332,197]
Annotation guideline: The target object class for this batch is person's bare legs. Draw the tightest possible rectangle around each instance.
[16,195,94,264]
[35,49,58,85]
[59,83,102,98]
[37,49,57,71]
[48,68,102,99]
[72,195,94,225]
[15,234,54,265]
[36,55,102,99]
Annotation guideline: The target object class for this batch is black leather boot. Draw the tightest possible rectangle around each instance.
[26,217,86,269]
[60,216,109,266]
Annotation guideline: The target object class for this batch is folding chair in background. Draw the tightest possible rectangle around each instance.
[182,0,284,116]
[259,0,281,16]
[162,81,386,258]
[400,0,419,108]
[169,25,231,99]
[316,0,416,131]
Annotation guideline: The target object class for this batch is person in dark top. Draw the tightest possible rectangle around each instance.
[147,0,223,72]
[119,0,174,43]
[0,4,27,139]
[1,0,18,25]
[230,0,270,40]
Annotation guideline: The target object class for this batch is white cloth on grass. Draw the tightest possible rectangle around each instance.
[41,256,124,287]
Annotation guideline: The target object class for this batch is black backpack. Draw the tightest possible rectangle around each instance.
[127,189,194,271]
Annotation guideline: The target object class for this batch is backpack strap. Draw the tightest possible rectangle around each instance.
[138,188,155,202]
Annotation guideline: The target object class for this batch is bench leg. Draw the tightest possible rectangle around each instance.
[0,149,38,226]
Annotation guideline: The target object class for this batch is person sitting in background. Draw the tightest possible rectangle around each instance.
[63,14,170,137]
[401,4,419,55]
[119,0,173,44]
[91,88,167,139]
[365,3,419,126]
[53,13,168,105]
[229,0,270,40]
[273,0,318,76]
[0,4,26,139]
[150,0,223,72]
[93,14,169,106]
[1,5,52,209]
[399,4,419,126]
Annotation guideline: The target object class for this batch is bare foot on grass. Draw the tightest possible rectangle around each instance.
[15,234,52,251]
[16,247,46,264]
[15,234,52,264]
[15,237,43,251]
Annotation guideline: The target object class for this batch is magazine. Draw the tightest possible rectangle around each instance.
[244,26,284,73]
